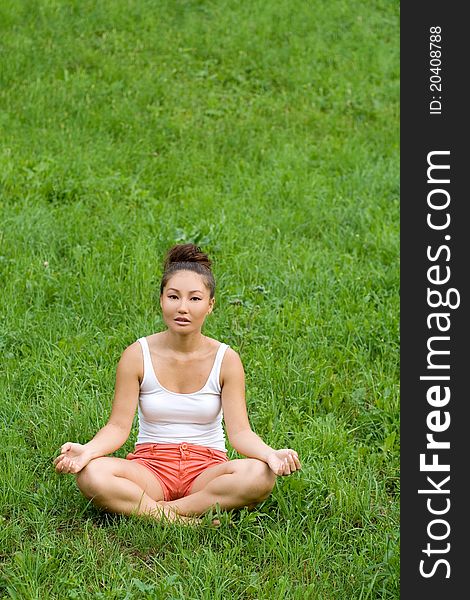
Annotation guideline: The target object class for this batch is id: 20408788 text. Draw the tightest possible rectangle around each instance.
[429,26,443,115]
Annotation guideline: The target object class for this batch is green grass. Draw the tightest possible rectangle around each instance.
[0,0,399,598]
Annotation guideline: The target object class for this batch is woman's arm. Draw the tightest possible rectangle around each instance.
[221,349,301,476]
[54,342,142,474]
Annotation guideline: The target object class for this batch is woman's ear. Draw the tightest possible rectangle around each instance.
[208,297,215,314]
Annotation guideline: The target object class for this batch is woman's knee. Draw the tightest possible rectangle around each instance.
[75,458,110,499]
[244,459,277,502]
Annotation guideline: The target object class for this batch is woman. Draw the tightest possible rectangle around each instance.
[54,243,301,524]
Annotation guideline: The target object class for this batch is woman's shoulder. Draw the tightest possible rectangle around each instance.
[116,340,144,380]
[221,345,242,363]
[205,337,237,359]
[205,335,229,350]
[122,339,144,357]
[220,345,244,385]
[143,331,164,347]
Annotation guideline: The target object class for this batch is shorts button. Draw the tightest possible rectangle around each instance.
[181,443,187,450]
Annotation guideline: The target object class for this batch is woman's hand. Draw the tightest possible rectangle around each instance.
[267,448,301,476]
[53,442,92,474]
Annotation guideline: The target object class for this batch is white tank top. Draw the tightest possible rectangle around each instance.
[135,337,229,452]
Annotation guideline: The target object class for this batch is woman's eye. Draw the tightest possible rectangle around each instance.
[191,297,202,301]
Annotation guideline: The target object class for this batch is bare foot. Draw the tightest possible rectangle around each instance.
[152,502,221,527]
[152,501,202,525]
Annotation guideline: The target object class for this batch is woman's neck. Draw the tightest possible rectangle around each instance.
[162,330,206,355]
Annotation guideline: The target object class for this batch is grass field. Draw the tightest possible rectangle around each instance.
[0,1,399,598]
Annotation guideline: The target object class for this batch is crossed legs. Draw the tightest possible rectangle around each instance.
[75,457,277,523]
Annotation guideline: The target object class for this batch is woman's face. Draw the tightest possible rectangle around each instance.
[160,270,214,333]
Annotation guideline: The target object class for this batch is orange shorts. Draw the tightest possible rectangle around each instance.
[126,442,229,501]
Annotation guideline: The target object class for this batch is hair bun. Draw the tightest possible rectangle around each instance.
[164,243,212,270]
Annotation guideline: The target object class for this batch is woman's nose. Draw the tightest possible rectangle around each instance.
[177,299,189,312]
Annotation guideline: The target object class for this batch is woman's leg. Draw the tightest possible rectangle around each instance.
[75,456,165,515]
[158,458,277,517]
[75,456,199,522]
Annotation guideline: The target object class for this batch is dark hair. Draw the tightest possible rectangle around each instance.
[160,243,216,298]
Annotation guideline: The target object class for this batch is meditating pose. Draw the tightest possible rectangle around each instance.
[54,243,301,523]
